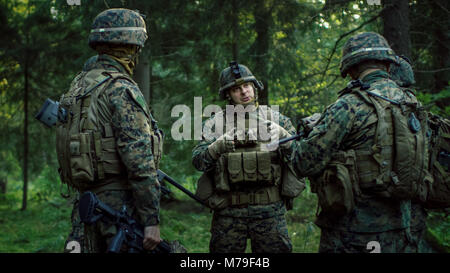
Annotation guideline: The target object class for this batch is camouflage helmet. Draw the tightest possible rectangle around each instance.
[390,55,415,87]
[340,32,398,78]
[88,8,148,49]
[218,61,264,100]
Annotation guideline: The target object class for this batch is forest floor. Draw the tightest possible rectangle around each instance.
[0,186,448,253]
[0,188,320,253]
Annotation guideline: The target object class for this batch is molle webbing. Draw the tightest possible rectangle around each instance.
[229,186,281,206]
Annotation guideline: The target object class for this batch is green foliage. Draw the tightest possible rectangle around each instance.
[0,194,72,252]
[0,0,448,253]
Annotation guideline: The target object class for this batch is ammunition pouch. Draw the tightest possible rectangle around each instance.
[222,151,281,189]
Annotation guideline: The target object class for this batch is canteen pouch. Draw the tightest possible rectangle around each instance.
[195,172,214,202]
[316,163,355,216]
[281,164,306,198]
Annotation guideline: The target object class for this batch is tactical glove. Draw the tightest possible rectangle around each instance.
[300,113,322,135]
[207,129,236,160]
[266,121,292,149]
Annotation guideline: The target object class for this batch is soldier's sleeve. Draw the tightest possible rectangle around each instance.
[279,113,297,135]
[192,117,218,172]
[108,79,160,226]
[287,96,358,178]
[278,113,298,164]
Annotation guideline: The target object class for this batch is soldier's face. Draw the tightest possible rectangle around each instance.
[229,82,255,105]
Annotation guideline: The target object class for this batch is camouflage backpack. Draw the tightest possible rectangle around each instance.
[315,79,431,217]
[425,113,450,208]
[349,80,430,201]
[315,32,430,215]
[56,69,129,190]
[56,68,163,190]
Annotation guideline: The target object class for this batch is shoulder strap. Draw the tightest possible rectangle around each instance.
[105,71,151,119]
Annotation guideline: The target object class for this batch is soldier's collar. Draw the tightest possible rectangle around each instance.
[95,54,130,74]
[361,70,389,84]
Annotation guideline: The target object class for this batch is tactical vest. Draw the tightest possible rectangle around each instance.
[213,111,284,207]
[56,68,163,192]
[312,81,430,215]
[425,113,450,208]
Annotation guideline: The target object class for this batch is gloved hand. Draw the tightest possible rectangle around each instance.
[267,121,291,139]
[266,121,292,149]
[143,225,162,250]
[207,129,236,159]
[300,113,322,134]
[234,128,258,147]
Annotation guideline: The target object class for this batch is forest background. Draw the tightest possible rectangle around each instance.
[0,0,448,253]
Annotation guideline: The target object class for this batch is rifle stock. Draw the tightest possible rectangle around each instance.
[79,191,171,253]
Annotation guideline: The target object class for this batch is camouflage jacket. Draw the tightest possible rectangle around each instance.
[192,106,296,218]
[81,54,161,226]
[288,70,413,233]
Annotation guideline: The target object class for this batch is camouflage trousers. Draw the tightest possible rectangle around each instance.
[84,190,138,253]
[318,227,415,253]
[64,194,85,253]
[410,228,434,253]
[209,213,292,253]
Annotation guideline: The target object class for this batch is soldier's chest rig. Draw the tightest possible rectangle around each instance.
[56,68,163,192]
[312,79,431,216]
[213,111,283,207]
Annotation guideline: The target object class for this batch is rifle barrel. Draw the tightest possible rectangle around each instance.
[157,170,208,208]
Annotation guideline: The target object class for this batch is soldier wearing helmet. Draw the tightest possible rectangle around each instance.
[57,8,163,252]
[286,32,430,253]
[192,62,304,253]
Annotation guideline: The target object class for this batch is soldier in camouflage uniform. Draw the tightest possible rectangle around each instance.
[285,32,430,253]
[57,9,163,252]
[192,62,304,253]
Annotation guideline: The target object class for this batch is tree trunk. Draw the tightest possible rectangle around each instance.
[231,0,239,61]
[134,51,150,105]
[22,47,29,211]
[0,177,6,194]
[252,1,271,106]
[431,0,450,97]
[382,0,411,59]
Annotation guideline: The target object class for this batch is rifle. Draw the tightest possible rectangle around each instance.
[78,191,172,253]
[265,113,322,150]
[157,169,208,208]
[265,131,305,150]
